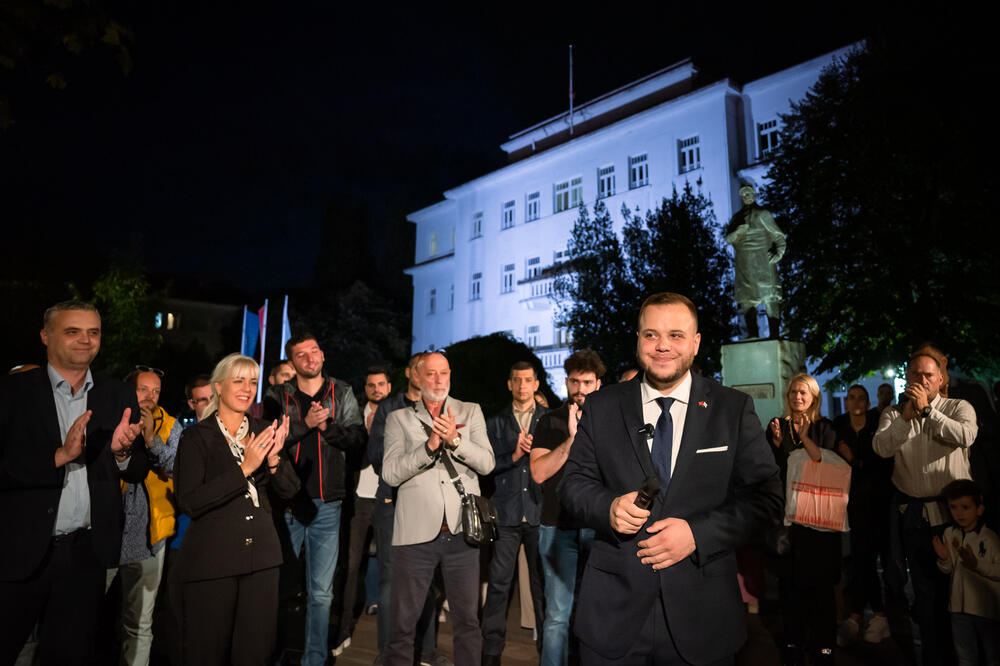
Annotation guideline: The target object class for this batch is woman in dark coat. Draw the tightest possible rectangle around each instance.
[171,353,299,665]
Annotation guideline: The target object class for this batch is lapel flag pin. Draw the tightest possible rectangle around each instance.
[698,401,708,408]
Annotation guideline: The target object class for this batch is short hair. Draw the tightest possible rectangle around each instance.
[509,360,537,380]
[365,365,390,381]
[205,354,260,417]
[942,479,983,506]
[563,349,606,379]
[783,373,822,423]
[284,332,319,360]
[846,384,869,401]
[185,374,211,400]
[268,359,293,379]
[407,352,426,371]
[43,299,101,329]
[878,383,893,392]
[637,292,699,332]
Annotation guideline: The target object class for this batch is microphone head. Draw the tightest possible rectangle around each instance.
[640,475,661,497]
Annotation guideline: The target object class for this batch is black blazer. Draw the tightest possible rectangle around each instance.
[170,415,300,583]
[0,367,149,580]
[486,403,547,526]
[559,374,783,663]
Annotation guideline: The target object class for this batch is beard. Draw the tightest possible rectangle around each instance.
[422,385,449,402]
[640,354,694,390]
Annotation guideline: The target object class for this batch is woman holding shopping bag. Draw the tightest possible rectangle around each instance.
[767,373,839,666]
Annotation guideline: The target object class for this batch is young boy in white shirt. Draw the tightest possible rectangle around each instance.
[933,479,1000,665]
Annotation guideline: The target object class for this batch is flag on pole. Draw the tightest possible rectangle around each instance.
[280,295,292,360]
[257,299,269,403]
[240,306,260,359]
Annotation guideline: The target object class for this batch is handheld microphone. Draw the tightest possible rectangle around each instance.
[634,475,661,510]
[637,423,654,438]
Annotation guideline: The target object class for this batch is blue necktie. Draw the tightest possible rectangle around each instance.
[651,397,675,490]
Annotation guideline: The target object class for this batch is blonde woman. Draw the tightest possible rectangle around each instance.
[766,373,838,666]
[170,354,298,665]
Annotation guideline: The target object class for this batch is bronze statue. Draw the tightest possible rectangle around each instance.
[725,184,786,339]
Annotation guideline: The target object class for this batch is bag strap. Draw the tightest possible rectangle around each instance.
[414,399,468,498]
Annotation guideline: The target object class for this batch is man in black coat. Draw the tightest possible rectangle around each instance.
[481,361,548,665]
[0,300,147,665]
[560,293,782,665]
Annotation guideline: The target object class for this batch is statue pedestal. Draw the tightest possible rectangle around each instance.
[721,339,806,429]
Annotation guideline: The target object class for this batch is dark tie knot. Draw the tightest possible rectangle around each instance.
[656,397,675,413]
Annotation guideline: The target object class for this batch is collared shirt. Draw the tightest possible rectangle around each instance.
[356,401,379,499]
[49,363,94,535]
[512,403,535,433]
[873,393,978,499]
[640,370,692,476]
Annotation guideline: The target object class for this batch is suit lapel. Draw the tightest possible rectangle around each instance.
[620,379,655,479]
[665,374,711,502]
[34,368,63,453]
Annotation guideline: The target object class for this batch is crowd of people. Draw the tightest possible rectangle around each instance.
[1,295,997,666]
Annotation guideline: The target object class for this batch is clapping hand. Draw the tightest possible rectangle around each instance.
[267,416,290,471]
[240,426,276,477]
[567,403,580,439]
[305,401,330,431]
[768,418,782,448]
[55,410,92,468]
[111,408,142,460]
[958,543,979,571]
[512,430,533,461]
[932,535,949,561]
[431,407,458,449]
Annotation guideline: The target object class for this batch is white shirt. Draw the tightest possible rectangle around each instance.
[49,363,93,535]
[937,524,1000,620]
[873,394,978,499]
[356,402,379,499]
[640,371,692,476]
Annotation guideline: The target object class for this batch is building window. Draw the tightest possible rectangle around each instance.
[526,256,541,279]
[501,200,515,230]
[429,233,438,255]
[428,288,436,315]
[526,325,541,348]
[597,165,616,199]
[449,284,454,310]
[629,154,649,189]
[526,191,540,222]
[501,263,515,293]
[471,212,483,239]
[553,176,582,213]
[758,119,780,158]
[470,272,482,301]
[555,327,572,347]
[678,136,701,173]
[553,241,571,265]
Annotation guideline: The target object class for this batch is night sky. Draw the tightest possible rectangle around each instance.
[1,3,869,298]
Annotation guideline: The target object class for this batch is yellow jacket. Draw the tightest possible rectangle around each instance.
[121,405,177,545]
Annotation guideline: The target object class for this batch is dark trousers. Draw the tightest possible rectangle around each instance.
[387,532,480,666]
[373,499,437,657]
[780,525,841,655]
[898,495,952,666]
[176,567,279,666]
[579,593,734,666]
[337,496,375,641]
[0,530,105,666]
[846,493,890,614]
[481,523,545,656]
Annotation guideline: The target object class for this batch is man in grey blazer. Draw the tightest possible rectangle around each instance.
[382,351,495,666]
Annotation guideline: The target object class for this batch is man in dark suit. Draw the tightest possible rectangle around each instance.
[560,292,783,665]
[481,360,548,665]
[0,299,147,665]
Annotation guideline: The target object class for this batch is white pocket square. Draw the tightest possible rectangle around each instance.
[696,446,728,454]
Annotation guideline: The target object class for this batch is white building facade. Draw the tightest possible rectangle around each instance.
[406,46,854,395]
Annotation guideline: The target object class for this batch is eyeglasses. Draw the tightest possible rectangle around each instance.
[133,365,165,377]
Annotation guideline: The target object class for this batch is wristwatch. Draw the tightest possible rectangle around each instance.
[449,435,461,450]
[920,405,932,418]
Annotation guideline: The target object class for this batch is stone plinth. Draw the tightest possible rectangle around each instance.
[721,339,806,429]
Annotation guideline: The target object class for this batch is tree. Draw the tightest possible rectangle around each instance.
[764,33,1000,383]
[622,183,734,376]
[554,187,734,380]
[553,200,641,380]
[290,280,411,389]
[90,263,162,378]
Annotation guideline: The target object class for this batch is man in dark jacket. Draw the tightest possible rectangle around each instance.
[263,333,365,666]
[0,300,147,665]
[482,361,548,665]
